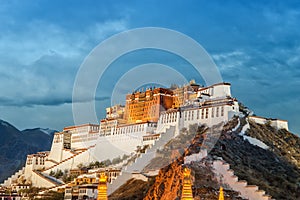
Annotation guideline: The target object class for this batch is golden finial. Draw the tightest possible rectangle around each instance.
[99,172,107,183]
[181,167,194,200]
[97,172,108,200]
[183,167,191,177]
[218,186,224,200]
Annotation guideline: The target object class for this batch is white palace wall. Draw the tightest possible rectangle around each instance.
[47,133,64,163]
[248,116,289,131]
[157,101,239,136]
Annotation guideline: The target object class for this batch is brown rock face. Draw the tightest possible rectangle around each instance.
[109,178,154,200]
[144,161,184,200]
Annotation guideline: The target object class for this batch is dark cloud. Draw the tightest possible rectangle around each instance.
[0,96,110,107]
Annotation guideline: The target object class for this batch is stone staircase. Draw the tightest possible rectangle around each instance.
[200,121,273,200]
[43,145,96,173]
[213,160,273,200]
[1,167,25,186]
[107,126,176,195]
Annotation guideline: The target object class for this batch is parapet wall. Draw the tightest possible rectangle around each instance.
[248,116,288,131]
[31,171,58,188]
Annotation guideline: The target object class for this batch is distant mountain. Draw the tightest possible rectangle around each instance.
[0,119,57,182]
[21,128,56,149]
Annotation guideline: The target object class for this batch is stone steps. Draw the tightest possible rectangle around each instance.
[1,167,25,186]
[213,160,272,200]
[42,145,96,173]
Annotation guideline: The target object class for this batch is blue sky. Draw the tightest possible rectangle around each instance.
[0,0,299,134]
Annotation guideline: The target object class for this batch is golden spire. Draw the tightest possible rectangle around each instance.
[218,186,224,200]
[97,172,108,200]
[181,167,194,200]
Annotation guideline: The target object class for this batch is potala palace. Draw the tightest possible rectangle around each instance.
[1,81,288,199]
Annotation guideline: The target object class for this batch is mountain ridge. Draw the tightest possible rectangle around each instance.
[0,119,57,182]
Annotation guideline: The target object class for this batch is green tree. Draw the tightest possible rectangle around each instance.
[112,156,121,165]
[54,169,63,179]
[49,170,55,176]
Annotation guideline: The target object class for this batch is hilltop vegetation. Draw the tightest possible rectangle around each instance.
[246,121,300,168]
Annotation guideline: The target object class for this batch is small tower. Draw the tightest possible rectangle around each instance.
[218,186,224,200]
[181,167,194,200]
[97,172,108,200]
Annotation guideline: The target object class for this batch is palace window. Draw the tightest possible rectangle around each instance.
[211,107,214,118]
[216,107,219,117]
[205,108,209,119]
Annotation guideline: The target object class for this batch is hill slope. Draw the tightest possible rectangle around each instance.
[110,117,300,200]
[210,119,300,199]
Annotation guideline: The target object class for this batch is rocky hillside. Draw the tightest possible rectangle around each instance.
[110,116,300,200]
[110,123,244,200]
[209,118,300,199]
[109,178,155,200]
[0,119,56,182]
[246,121,300,168]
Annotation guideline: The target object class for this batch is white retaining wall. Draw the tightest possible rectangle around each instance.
[43,148,95,174]
[108,126,176,195]
[31,171,57,188]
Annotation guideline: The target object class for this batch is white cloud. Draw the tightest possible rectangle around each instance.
[92,19,128,40]
[212,50,250,72]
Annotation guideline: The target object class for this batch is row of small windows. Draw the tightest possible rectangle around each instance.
[101,124,148,136]
[79,189,87,194]
[37,158,45,165]
[211,107,224,118]
[27,157,45,165]
[184,109,206,121]
[90,126,99,131]
[129,106,157,114]
[72,135,98,143]
[128,100,158,109]
[184,106,224,121]
[72,133,99,142]
[143,135,160,141]
[161,112,177,124]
